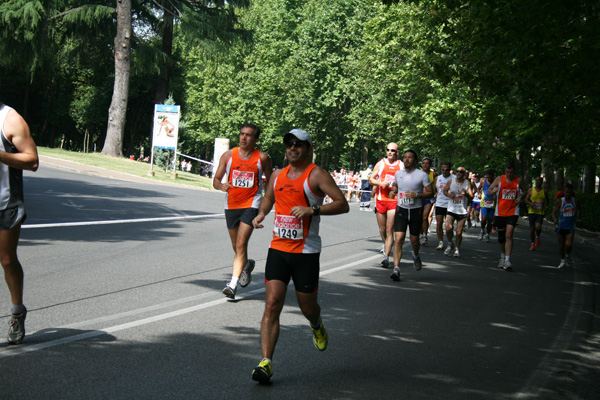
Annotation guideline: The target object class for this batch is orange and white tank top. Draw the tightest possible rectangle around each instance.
[270,164,324,254]
[376,158,403,202]
[224,148,264,210]
[495,175,520,217]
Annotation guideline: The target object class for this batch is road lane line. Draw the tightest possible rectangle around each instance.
[0,253,381,358]
[22,213,225,229]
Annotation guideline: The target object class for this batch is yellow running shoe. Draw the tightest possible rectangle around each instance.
[252,358,273,383]
[311,319,328,351]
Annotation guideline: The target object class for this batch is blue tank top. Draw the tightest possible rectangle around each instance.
[558,198,576,230]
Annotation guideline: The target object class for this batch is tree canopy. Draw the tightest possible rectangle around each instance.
[0,0,597,190]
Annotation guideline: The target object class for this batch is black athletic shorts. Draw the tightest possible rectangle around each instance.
[528,213,544,227]
[435,206,448,218]
[265,248,320,294]
[0,205,26,230]
[447,211,467,221]
[393,207,422,236]
[494,215,519,230]
[224,208,258,229]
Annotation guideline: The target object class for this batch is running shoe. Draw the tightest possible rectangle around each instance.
[493,227,497,233]
[380,244,385,254]
[252,359,273,383]
[435,242,444,251]
[424,236,428,245]
[529,244,535,251]
[311,319,328,351]
[223,284,237,299]
[444,244,453,256]
[498,258,505,269]
[381,257,390,268]
[535,237,541,247]
[7,307,27,345]
[566,255,572,267]
[390,267,401,281]
[419,235,426,245]
[239,259,255,288]
[478,231,484,241]
[453,248,460,258]
[485,234,491,243]
[503,260,513,271]
[413,255,422,271]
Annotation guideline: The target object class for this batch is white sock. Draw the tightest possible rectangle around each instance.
[228,276,239,288]
[505,256,511,262]
[500,253,506,260]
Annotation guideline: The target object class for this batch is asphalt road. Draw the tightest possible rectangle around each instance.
[0,162,599,399]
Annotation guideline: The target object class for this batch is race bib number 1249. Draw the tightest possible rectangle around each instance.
[274,214,303,240]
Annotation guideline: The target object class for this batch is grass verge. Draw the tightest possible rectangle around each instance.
[38,147,214,190]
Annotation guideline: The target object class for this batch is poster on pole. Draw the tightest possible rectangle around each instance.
[152,104,180,150]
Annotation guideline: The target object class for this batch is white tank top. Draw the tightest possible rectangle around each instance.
[0,105,24,210]
[435,174,454,208]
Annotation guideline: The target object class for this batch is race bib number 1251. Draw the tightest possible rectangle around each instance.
[232,170,255,188]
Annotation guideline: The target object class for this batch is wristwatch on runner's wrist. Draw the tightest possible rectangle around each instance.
[312,205,320,216]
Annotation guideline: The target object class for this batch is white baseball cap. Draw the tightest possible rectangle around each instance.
[284,129,313,146]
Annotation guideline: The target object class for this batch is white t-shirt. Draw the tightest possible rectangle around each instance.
[394,168,432,210]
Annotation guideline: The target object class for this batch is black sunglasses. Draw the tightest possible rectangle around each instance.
[457,170,466,173]
[284,140,307,148]
[386,148,397,153]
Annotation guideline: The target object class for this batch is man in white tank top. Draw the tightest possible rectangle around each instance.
[442,167,473,257]
[0,103,39,345]
[433,162,455,250]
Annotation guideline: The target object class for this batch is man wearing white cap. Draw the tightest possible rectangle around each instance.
[250,129,349,383]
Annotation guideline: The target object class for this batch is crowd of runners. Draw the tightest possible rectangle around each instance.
[0,112,584,386]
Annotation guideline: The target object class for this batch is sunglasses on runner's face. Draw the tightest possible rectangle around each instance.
[284,140,307,148]
[457,170,466,173]
[386,148,397,153]
[441,168,449,171]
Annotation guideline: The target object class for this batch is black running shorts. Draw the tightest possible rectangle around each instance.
[265,248,320,294]
[393,206,422,236]
[494,215,519,229]
[224,208,258,229]
[0,205,26,231]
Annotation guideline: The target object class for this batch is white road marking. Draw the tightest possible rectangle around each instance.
[0,253,380,358]
[22,213,225,229]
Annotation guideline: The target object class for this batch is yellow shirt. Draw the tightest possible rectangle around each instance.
[528,187,546,215]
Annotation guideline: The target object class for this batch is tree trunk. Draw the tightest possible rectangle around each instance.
[583,164,597,193]
[101,0,132,157]
[155,11,174,104]
[362,139,369,169]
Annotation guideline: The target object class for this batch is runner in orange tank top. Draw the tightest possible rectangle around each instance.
[250,129,348,383]
[213,124,272,299]
[369,142,404,268]
[486,162,523,271]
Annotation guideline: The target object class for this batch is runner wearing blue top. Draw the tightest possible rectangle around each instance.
[552,183,581,268]
[478,169,496,243]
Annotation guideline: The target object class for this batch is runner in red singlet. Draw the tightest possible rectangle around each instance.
[369,143,404,268]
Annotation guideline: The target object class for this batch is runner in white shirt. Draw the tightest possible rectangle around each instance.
[388,150,433,281]
[433,162,455,250]
[442,167,474,257]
